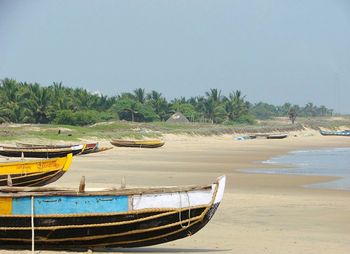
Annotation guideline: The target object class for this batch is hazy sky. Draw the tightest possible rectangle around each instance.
[1,0,350,113]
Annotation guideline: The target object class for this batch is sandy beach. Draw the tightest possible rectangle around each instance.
[1,130,350,254]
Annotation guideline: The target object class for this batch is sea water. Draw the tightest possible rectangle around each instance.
[248,147,350,190]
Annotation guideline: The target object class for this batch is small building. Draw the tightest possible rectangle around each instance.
[166,112,190,124]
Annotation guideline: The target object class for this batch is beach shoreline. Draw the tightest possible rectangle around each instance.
[1,130,350,253]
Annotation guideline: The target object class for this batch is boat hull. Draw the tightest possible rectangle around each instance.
[0,204,218,249]
[0,145,84,158]
[266,134,288,139]
[0,176,225,250]
[110,140,165,148]
[320,130,350,136]
[0,170,66,187]
[0,154,72,187]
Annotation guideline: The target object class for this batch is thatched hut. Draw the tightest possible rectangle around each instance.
[166,112,190,123]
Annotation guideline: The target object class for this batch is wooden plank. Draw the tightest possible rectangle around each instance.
[0,184,212,197]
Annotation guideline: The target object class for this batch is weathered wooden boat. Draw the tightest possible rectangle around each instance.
[81,146,114,155]
[110,139,165,148]
[0,175,225,250]
[0,144,85,158]
[266,134,288,139]
[0,154,72,187]
[251,134,288,139]
[320,130,350,136]
[16,142,98,155]
[81,143,99,154]
[16,143,113,155]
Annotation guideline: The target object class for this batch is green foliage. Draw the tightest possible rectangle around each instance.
[0,78,335,126]
[170,102,199,121]
[251,102,277,119]
[234,113,256,124]
[54,110,75,125]
[112,97,159,122]
[225,90,249,121]
[54,110,105,125]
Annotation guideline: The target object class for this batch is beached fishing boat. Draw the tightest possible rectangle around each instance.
[320,130,350,136]
[110,139,165,148]
[16,142,112,155]
[0,144,85,158]
[16,142,98,155]
[82,146,114,155]
[0,154,72,187]
[250,134,288,139]
[266,134,288,139]
[0,175,225,250]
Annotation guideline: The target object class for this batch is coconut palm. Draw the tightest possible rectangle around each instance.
[0,79,31,122]
[146,90,169,121]
[133,88,146,104]
[205,88,223,103]
[225,90,249,121]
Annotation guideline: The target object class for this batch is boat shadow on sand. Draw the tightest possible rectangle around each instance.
[86,247,231,253]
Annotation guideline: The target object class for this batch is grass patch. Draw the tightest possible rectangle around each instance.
[1,116,350,142]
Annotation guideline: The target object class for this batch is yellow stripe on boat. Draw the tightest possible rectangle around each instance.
[0,197,12,215]
[0,153,73,175]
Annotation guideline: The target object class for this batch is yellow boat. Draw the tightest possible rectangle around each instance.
[0,153,72,187]
[110,139,165,148]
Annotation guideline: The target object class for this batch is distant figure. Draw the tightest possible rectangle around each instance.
[58,129,61,134]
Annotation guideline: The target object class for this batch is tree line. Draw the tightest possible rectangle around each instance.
[0,78,333,125]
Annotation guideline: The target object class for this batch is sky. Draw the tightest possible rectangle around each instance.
[0,0,350,113]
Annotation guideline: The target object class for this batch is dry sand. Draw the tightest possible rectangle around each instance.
[2,130,350,253]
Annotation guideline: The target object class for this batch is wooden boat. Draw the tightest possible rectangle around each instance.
[266,134,288,139]
[0,144,85,158]
[0,154,72,187]
[81,146,114,155]
[16,142,98,155]
[251,134,288,139]
[110,139,165,148]
[320,130,350,136]
[0,175,225,250]
[17,142,113,155]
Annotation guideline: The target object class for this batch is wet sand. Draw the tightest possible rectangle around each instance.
[2,131,350,253]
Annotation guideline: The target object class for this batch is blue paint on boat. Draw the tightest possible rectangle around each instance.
[12,196,128,215]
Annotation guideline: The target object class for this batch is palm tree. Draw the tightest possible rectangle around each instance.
[304,103,316,117]
[146,90,169,121]
[201,98,226,124]
[133,88,146,104]
[24,83,53,123]
[205,88,223,103]
[0,78,30,122]
[225,90,248,121]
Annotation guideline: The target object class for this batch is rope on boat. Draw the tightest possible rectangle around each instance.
[31,195,35,253]
[179,191,191,229]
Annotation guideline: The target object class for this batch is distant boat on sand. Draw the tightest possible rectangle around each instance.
[320,130,350,136]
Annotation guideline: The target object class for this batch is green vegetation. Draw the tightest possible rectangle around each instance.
[0,78,334,126]
[1,116,349,143]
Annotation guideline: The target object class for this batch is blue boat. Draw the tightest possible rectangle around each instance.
[0,175,225,250]
[320,130,350,136]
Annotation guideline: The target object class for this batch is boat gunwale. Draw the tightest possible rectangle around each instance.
[0,184,212,197]
[0,145,84,153]
[0,155,69,167]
